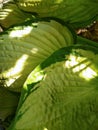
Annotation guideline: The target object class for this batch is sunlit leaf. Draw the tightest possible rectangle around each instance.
[0,2,33,28]
[8,47,98,130]
[16,0,98,28]
[0,20,74,92]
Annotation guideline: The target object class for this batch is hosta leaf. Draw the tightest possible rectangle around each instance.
[8,47,98,130]
[0,20,74,92]
[16,0,98,28]
[0,2,33,28]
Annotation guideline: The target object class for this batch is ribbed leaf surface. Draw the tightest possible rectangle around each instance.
[8,48,98,130]
[17,0,98,28]
[0,20,74,92]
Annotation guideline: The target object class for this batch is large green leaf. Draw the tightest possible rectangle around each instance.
[8,47,98,130]
[0,20,74,92]
[0,2,33,28]
[16,0,98,28]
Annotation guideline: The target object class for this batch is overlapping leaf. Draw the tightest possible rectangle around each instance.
[8,47,98,130]
[16,0,98,28]
[0,2,33,28]
[0,20,74,92]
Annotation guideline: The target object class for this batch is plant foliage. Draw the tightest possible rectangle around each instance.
[0,0,98,130]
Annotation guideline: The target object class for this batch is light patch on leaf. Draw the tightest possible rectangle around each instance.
[80,67,97,81]
[9,26,33,38]
[66,55,79,67]
[31,48,38,54]
[64,54,97,81]
[43,128,48,130]
[6,54,28,77]
[3,54,29,87]
[0,9,13,20]
[65,55,87,68]
[5,76,20,87]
